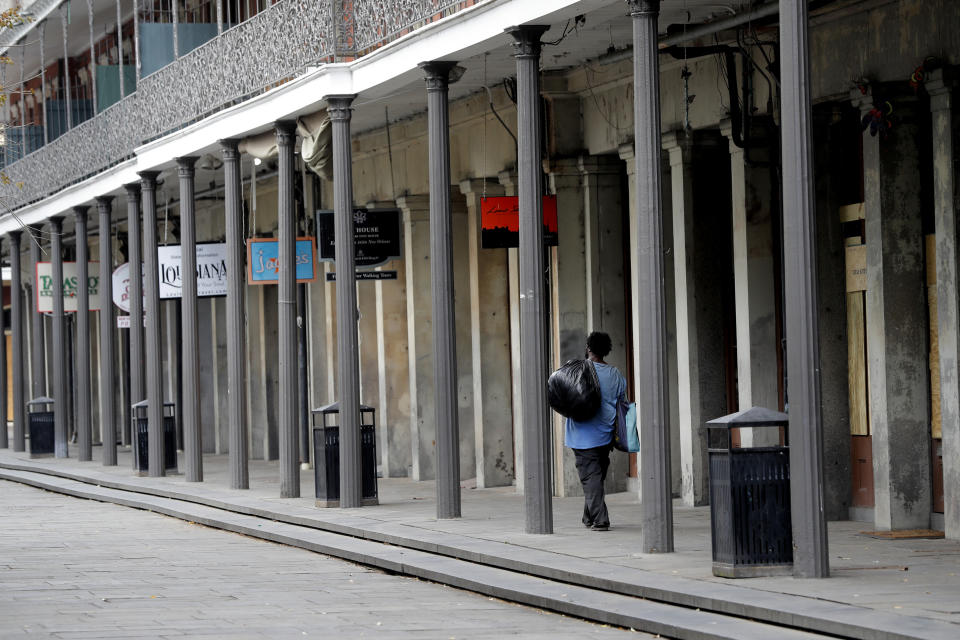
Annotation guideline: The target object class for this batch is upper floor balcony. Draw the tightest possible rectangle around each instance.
[0,0,479,210]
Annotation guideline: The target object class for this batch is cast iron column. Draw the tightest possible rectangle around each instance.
[779,0,829,578]
[326,95,362,508]
[29,229,46,398]
[86,0,97,113]
[74,206,93,461]
[10,232,25,452]
[0,237,6,449]
[506,25,552,534]
[126,182,144,463]
[115,0,124,99]
[421,61,462,518]
[61,4,72,131]
[177,157,202,481]
[140,171,165,477]
[39,20,48,145]
[276,121,300,498]
[221,139,249,489]
[51,216,68,458]
[133,0,141,84]
[97,197,117,465]
[627,0,674,552]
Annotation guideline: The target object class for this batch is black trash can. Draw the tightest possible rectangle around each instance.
[27,397,55,458]
[705,407,792,578]
[312,402,378,507]
[131,400,178,475]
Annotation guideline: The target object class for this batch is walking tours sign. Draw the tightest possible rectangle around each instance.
[316,208,402,267]
[35,262,101,313]
[246,237,317,284]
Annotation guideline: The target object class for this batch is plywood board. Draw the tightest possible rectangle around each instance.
[839,202,865,223]
[845,244,867,292]
[847,292,869,436]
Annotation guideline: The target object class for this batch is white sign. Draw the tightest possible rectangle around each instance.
[112,243,229,312]
[116,315,145,329]
[158,243,229,299]
[36,262,102,313]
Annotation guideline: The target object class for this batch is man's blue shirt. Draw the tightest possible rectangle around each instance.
[564,362,626,450]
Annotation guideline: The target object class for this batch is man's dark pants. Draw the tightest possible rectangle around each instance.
[573,443,611,527]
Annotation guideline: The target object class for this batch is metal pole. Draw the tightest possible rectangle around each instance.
[29,228,46,398]
[276,120,300,498]
[421,61,462,519]
[116,0,124,99]
[51,216,68,458]
[171,0,179,58]
[326,94,362,508]
[125,183,144,464]
[297,282,309,463]
[87,0,97,114]
[627,0,674,553]
[779,0,829,578]
[216,0,223,34]
[10,232,26,452]
[0,237,6,449]
[17,43,24,148]
[74,206,92,461]
[97,197,117,465]
[39,20,48,145]
[133,0,141,84]
[506,25,552,534]
[221,139,249,489]
[61,3,72,131]
[177,156,202,481]
[139,171,164,477]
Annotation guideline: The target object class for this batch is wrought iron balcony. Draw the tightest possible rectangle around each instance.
[0,0,473,211]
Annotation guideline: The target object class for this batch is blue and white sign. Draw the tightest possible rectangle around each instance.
[246,237,317,284]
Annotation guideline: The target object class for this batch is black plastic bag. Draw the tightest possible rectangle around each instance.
[547,359,601,422]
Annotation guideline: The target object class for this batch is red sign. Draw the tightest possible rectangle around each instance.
[480,195,558,249]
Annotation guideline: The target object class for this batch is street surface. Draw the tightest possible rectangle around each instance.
[0,480,643,639]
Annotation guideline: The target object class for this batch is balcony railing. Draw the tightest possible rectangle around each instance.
[0,0,480,210]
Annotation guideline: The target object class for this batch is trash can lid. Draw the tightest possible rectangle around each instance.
[314,401,375,414]
[27,396,55,406]
[706,406,788,428]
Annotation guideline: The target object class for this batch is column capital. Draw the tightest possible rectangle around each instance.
[925,67,958,112]
[8,229,21,243]
[176,156,198,177]
[95,195,114,208]
[419,61,460,91]
[505,25,549,59]
[275,120,296,146]
[626,0,660,17]
[138,171,160,190]
[73,205,89,215]
[220,138,240,161]
[49,215,64,230]
[123,182,141,201]
[324,94,356,121]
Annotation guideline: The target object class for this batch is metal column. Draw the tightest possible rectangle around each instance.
[140,171,165,477]
[221,139,249,489]
[421,61,462,519]
[51,216,68,458]
[326,95,362,508]
[779,0,829,578]
[506,25,552,534]
[74,206,93,461]
[10,232,26,452]
[29,229,46,399]
[115,0,124,99]
[61,4,72,131]
[626,0,674,553]
[276,121,300,498]
[177,157,202,481]
[86,0,97,114]
[39,20,48,145]
[125,182,144,461]
[97,197,117,465]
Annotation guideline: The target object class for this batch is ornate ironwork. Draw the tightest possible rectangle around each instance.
[0,0,481,211]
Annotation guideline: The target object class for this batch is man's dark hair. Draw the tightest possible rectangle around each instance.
[586,332,612,358]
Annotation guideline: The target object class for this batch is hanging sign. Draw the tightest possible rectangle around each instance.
[158,243,229,298]
[112,263,135,313]
[325,270,398,282]
[316,208,402,267]
[35,262,101,313]
[246,237,317,284]
[480,195,558,249]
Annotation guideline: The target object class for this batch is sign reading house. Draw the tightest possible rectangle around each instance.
[246,237,317,284]
[480,195,558,249]
[35,262,101,313]
[158,243,229,298]
[316,208,402,267]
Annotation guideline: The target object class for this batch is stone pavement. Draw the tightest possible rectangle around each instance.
[0,480,645,639]
[2,445,959,638]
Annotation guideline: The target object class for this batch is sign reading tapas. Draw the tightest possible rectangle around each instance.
[316,208,402,267]
[480,195,558,249]
[35,262,101,313]
[158,243,229,298]
[247,237,317,284]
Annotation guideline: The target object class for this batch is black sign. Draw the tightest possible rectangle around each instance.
[325,270,398,282]
[316,208,402,268]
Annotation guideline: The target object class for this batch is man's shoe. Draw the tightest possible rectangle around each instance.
[591,523,610,531]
